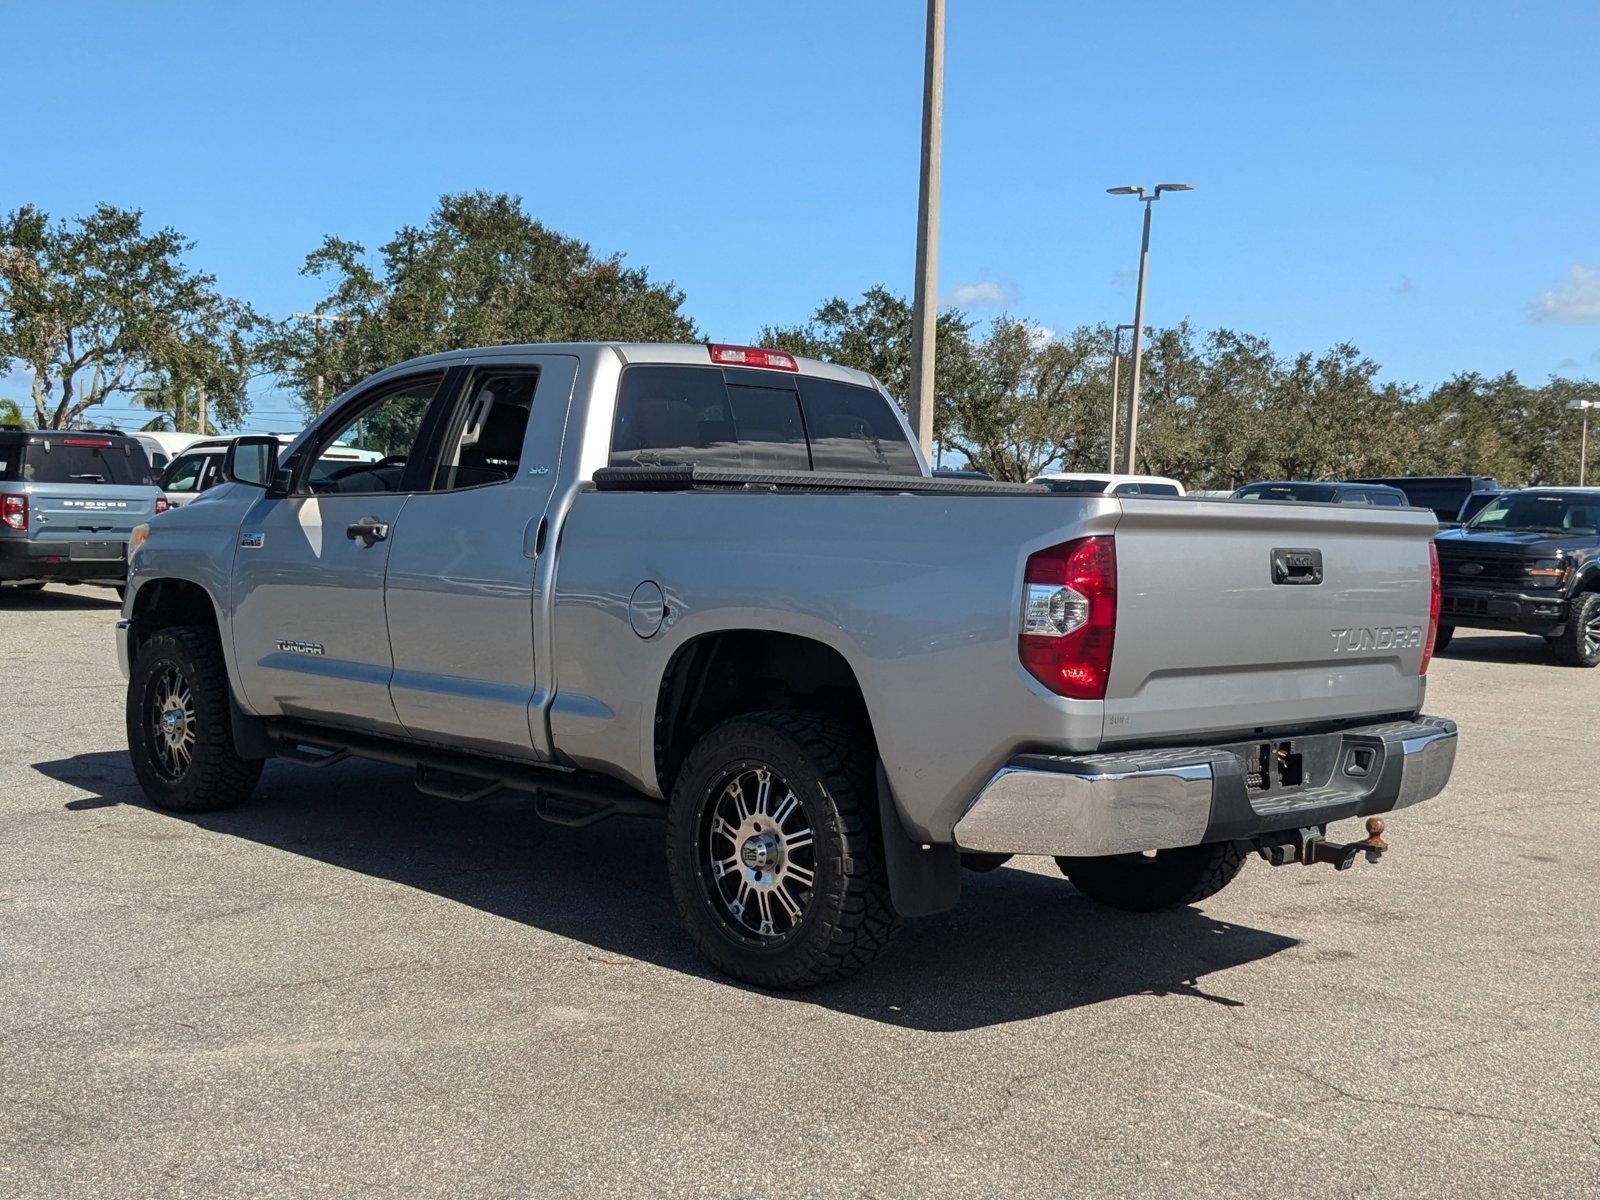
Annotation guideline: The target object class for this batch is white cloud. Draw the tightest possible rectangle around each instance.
[1530,263,1600,325]
[945,280,1012,308]
[1028,324,1056,349]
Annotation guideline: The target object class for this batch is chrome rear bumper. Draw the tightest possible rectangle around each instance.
[953,717,1457,858]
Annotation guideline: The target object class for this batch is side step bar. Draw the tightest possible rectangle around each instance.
[267,724,665,827]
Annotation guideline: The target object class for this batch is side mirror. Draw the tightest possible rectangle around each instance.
[221,436,279,489]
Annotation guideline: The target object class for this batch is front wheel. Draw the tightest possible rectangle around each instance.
[1056,841,1247,912]
[665,711,899,988]
[1552,593,1600,667]
[127,625,263,812]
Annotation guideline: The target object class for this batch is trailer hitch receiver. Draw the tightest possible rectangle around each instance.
[1257,818,1389,871]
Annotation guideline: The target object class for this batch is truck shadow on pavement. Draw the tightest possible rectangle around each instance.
[38,751,1299,1032]
[1436,633,1561,666]
[0,586,121,610]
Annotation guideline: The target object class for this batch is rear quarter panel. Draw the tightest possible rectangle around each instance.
[548,489,1116,841]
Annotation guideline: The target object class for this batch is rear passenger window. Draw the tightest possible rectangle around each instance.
[1371,492,1403,507]
[1338,491,1371,505]
[434,369,538,490]
[609,365,920,476]
[797,378,921,475]
[610,366,809,471]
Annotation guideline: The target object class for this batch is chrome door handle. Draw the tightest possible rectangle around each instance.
[346,517,390,547]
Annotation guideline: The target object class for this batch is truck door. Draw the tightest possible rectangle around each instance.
[229,370,457,733]
[383,355,578,756]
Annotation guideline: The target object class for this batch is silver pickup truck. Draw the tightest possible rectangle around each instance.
[117,343,1457,987]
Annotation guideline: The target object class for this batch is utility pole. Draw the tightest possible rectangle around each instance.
[906,0,945,457]
[197,385,207,436]
[1107,323,1135,473]
[1106,183,1193,473]
[1571,399,1596,487]
[291,311,356,414]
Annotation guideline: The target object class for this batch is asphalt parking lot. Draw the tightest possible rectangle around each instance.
[2,584,1596,1199]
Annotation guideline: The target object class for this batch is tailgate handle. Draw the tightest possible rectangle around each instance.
[1272,548,1323,585]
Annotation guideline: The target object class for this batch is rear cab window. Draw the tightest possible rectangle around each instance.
[609,365,920,476]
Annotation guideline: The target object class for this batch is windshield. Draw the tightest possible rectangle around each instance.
[1234,484,1338,503]
[1467,492,1600,534]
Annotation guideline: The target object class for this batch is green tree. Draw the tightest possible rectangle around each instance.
[268,191,699,413]
[131,374,238,434]
[759,285,977,445]
[0,204,265,429]
[0,397,31,428]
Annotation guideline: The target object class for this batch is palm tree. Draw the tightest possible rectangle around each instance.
[133,378,214,435]
[0,398,31,428]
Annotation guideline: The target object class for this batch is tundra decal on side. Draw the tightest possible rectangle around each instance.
[1330,626,1423,653]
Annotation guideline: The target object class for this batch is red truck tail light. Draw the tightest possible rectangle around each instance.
[1420,541,1441,675]
[709,344,799,372]
[154,496,171,515]
[1019,535,1117,699]
[62,436,113,448]
[1,492,26,532]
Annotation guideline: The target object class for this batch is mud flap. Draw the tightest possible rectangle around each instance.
[876,762,962,917]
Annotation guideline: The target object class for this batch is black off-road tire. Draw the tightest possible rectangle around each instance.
[1433,624,1455,654]
[666,710,900,988]
[1551,592,1600,667]
[1055,841,1247,913]
[126,625,263,812]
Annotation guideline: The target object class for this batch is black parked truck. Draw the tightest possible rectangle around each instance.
[1357,475,1501,524]
[1434,488,1600,666]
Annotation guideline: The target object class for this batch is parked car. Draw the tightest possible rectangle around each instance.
[119,342,1456,987]
[1434,488,1600,665]
[159,434,381,506]
[1356,475,1501,523]
[1453,488,1511,527]
[1233,481,1410,507]
[1,426,164,592]
[1030,472,1186,496]
[129,431,206,473]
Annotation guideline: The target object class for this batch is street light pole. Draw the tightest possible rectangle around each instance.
[1107,323,1134,473]
[906,0,945,458]
[1106,183,1192,474]
[1571,399,1597,487]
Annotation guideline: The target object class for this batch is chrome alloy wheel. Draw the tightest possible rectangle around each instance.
[148,664,197,780]
[700,766,816,944]
[1585,609,1600,658]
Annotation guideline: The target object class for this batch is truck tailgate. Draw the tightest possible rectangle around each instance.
[26,484,159,545]
[1103,499,1436,744]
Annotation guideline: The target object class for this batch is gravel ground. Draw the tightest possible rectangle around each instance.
[1,583,1595,1199]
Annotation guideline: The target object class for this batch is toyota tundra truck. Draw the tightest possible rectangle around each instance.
[117,343,1457,988]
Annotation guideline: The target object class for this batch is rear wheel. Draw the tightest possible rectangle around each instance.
[1,582,47,594]
[1433,624,1455,654]
[127,625,263,812]
[1056,842,1247,912]
[1552,593,1600,667]
[666,710,898,988]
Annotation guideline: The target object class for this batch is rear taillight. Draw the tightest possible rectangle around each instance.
[154,496,170,515]
[708,344,800,372]
[1,493,26,532]
[1019,535,1117,699]
[1420,541,1441,675]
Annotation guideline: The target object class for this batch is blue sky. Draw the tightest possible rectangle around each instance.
[5,0,1599,428]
